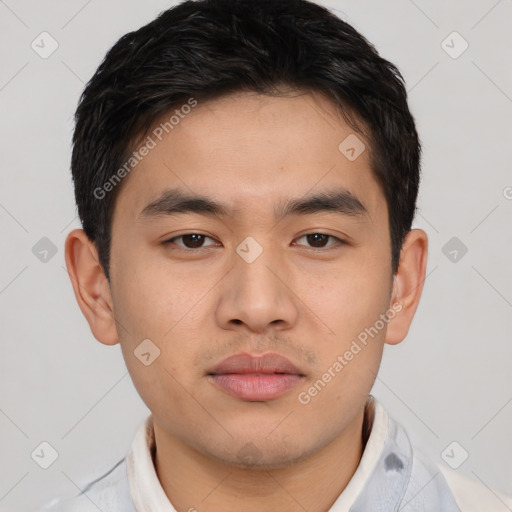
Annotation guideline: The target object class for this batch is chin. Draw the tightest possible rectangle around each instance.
[204,435,318,471]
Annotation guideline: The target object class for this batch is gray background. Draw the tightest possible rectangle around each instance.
[0,0,511,510]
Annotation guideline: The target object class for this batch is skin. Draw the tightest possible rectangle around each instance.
[65,89,428,512]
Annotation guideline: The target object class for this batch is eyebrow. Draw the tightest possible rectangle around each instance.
[138,187,369,221]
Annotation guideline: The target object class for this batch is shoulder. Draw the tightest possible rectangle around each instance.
[37,458,135,512]
[379,403,512,512]
[439,465,512,512]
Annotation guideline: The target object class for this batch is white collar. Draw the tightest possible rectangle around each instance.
[329,396,389,510]
[126,413,174,511]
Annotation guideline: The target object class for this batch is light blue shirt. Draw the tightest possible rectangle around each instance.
[38,396,512,511]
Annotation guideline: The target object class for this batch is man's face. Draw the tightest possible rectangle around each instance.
[109,90,393,468]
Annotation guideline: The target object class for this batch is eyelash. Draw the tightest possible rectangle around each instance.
[162,232,345,252]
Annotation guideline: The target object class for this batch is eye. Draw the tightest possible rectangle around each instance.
[294,233,344,250]
[162,232,345,252]
[163,233,218,250]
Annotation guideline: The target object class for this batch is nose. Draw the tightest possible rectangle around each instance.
[215,242,299,334]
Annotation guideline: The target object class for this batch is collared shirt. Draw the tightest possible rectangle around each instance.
[39,396,512,511]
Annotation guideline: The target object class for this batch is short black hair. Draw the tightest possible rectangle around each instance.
[71,0,421,282]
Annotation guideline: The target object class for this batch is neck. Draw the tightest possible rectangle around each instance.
[153,400,372,512]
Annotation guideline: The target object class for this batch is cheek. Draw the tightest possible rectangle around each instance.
[111,247,209,340]
[117,300,205,425]
[110,257,209,408]
[307,259,391,341]
[301,257,390,396]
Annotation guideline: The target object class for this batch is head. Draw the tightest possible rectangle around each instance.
[65,0,427,469]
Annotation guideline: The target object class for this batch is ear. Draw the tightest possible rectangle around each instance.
[385,228,428,346]
[64,229,119,345]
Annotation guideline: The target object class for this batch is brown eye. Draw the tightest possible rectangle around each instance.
[295,233,343,249]
[164,233,217,250]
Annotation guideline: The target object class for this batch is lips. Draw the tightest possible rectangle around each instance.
[208,352,305,376]
[207,352,306,401]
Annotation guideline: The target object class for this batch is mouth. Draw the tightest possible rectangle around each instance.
[207,352,306,401]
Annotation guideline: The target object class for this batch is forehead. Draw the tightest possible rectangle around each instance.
[113,90,386,225]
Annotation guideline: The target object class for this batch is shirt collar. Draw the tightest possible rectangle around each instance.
[126,396,389,512]
[329,395,389,510]
[126,413,175,511]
